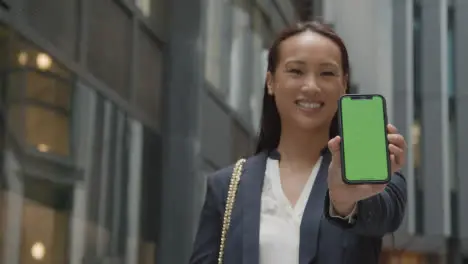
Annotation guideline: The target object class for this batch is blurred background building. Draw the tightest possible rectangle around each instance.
[0,0,465,264]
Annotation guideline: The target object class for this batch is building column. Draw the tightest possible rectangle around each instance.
[158,0,204,263]
[125,120,143,264]
[392,0,415,237]
[420,0,451,237]
[454,0,468,243]
[68,83,98,264]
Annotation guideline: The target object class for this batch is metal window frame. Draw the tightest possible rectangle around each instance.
[0,0,163,133]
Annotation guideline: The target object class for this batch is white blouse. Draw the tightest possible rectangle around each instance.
[259,157,356,264]
[259,157,322,264]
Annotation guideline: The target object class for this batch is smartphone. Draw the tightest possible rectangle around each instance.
[338,94,391,184]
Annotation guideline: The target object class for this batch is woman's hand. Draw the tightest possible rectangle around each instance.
[327,124,407,216]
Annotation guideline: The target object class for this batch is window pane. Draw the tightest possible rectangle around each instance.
[20,178,72,264]
[134,0,166,36]
[228,0,251,116]
[25,105,69,155]
[231,121,252,160]
[11,37,71,79]
[138,125,162,264]
[24,0,78,58]
[204,0,231,91]
[0,24,77,264]
[4,57,73,157]
[87,0,132,98]
[77,86,162,263]
[24,71,71,111]
[4,41,73,157]
[250,7,269,132]
[135,27,163,128]
[0,26,9,70]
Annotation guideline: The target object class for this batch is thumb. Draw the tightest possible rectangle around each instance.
[328,136,341,164]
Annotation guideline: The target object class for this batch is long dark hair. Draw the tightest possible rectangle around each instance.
[255,21,351,154]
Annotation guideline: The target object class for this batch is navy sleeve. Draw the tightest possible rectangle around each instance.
[324,172,407,237]
[189,175,222,264]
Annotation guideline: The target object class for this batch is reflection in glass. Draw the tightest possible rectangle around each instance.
[75,84,162,264]
[5,69,72,157]
[10,37,71,79]
[0,22,162,264]
[204,0,232,92]
[3,35,74,157]
[25,105,69,155]
[136,27,163,125]
[24,0,78,58]
[87,0,132,98]
[135,0,151,17]
[133,0,165,33]
[20,177,72,264]
[250,7,269,132]
[228,0,251,117]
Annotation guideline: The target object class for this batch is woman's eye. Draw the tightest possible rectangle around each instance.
[288,69,303,75]
[321,71,336,76]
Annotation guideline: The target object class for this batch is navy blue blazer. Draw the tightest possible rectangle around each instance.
[190,150,407,264]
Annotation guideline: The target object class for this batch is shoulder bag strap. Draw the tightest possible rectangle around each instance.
[218,158,246,264]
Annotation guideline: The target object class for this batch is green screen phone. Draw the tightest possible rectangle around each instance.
[338,94,391,184]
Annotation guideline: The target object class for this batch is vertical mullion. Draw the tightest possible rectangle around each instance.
[420,0,450,237]
[454,0,468,240]
[96,101,113,257]
[392,0,415,236]
[109,110,125,256]
[129,11,139,104]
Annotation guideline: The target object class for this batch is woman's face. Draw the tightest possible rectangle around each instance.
[267,31,347,132]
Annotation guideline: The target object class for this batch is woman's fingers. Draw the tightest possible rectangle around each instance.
[387,134,406,149]
[387,124,398,134]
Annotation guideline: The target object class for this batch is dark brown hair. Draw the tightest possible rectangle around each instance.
[255,21,351,154]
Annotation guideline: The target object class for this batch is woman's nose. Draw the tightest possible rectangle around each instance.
[301,77,320,93]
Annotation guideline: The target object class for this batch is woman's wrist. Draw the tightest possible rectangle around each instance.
[330,192,357,217]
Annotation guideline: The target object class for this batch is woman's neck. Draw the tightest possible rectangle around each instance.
[276,126,329,169]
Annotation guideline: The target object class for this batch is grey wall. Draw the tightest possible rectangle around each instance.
[322,0,394,121]
[454,0,468,243]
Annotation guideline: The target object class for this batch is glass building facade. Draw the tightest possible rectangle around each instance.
[0,0,298,263]
[0,8,163,264]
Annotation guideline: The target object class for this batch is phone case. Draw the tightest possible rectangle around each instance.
[337,94,391,184]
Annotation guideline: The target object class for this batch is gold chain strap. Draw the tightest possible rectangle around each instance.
[218,158,246,264]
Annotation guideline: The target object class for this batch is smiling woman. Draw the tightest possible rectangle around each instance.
[190,21,407,264]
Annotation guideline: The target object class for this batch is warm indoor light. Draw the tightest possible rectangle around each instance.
[31,242,46,260]
[36,53,52,70]
[17,51,28,66]
[37,144,50,152]
[412,123,421,167]
[412,123,420,145]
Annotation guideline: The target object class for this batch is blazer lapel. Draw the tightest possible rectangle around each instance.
[299,151,331,264]
[240,152,267,264]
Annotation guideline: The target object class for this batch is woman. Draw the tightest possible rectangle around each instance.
[190,21,407,264]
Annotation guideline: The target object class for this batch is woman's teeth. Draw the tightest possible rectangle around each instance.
[296,101,323,109]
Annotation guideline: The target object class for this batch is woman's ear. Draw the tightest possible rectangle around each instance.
[266,72,274,95]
